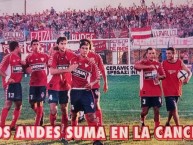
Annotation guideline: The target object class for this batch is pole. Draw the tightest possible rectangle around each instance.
[24,0,26,15]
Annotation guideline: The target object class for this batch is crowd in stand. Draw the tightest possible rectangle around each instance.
[1,2,193,39]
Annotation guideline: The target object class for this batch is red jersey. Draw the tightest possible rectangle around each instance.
[48,50,76,91]
[162,59,183,96]
[88,52,105,89]
[0,53,23,88]
[70,56,100,89]
[138,59,164,97]
[26,52,49,86]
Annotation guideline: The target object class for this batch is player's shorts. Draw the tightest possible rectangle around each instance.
[165,96,179,111]
[70,89,95,114]
[92,88,100,99]
[48,90,69,104]
[29,86,46,103]
[6,83,22,101]
[141,97,162,108]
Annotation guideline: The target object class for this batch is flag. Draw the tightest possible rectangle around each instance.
[130,27,152,39]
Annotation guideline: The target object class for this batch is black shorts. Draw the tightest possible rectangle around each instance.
[70,89,95,114]
[92,88,100,99]
[6,83,22,101]
[29,86,46,103]
[48,90,69,104]
[141,97,162,108]
[165,96,179,111]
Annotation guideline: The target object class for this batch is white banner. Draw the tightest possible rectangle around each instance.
[152,29,178,37]
[105,65,138,75]
[108,39,130,51]
[132,37,193,49]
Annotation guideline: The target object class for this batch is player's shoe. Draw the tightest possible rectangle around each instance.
[10,126,17,131]
[40,112,44,126]
[78,115,85,123]
[93,140,103,145]
[165,122,170,126]
[59,138,68,145]
[140,121,145,128]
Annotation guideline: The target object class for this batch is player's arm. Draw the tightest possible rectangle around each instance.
[157,62,166,80]
[85,63,100,90]
[49,55,78,75]
[97,55,108,93]
[134,60,155,70]
[25,55,33,74]
[181,61,192,84]
[0,55,15,83]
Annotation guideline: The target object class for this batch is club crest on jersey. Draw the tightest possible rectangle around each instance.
[168,70,177,74]
[90,102,94,109]
[72,68,88,79]
[41,92,45,98]
[40,58,44,62]
[12,65,23,73]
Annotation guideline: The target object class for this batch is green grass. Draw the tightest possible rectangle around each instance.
[0,76,193,145]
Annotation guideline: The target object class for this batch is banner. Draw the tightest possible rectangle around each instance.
[92,40,106,52]
[130,27,152,39]
[108,39,130,51]
[3,30,25,41]
[152,29,178,37]
[132,37,193,49]
[71,32,96,40]
[2,44,24,54]
[30,30,52,41]
[105,65,138,75]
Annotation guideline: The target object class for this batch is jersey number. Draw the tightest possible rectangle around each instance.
[8,93,14,98]
[142,99,146,105]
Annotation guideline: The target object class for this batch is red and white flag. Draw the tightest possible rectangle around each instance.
[130,27,152,39]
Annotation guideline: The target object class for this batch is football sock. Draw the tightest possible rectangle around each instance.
[10,108,21,128]
[61,114,68,138]
[95,109,103,126]
[50,113,57,126]
[0,108,9,127]
[34,106,43,126]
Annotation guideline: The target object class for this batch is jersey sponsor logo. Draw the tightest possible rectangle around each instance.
[72,68,88,79]
[12,65,23,73]
[168,70,177,74]
[144,71,154,79]
[57,65,68,70]
[30,63,45,71]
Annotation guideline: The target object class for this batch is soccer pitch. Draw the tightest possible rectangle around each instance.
[0,75,193,145]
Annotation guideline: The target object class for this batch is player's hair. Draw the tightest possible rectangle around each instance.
[167,47,176,54]
[31,39,39,46]
[56,36,67,45]
[9,41,19,52]
[79,39,92,50]
[143,47,154,58]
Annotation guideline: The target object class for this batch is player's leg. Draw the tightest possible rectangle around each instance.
[48,90,59,126]
[0,100,12,127]
[152,97,162,128]
[93,89,103,126]
[165,96,179,126]
[59,91,69,138]
[140,97,150,126]
[70,89,81,126]
[8,83,22,130]
[34,86,46,126]
[10,100,22,130]
[0,85,14,127]
[171,97,180,126]
[82,90,103,145]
